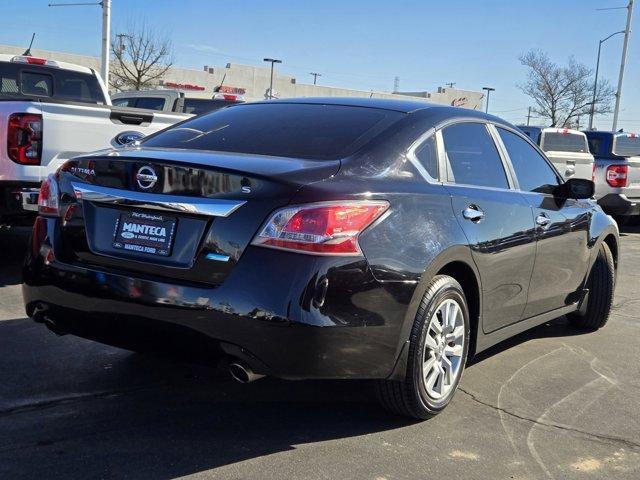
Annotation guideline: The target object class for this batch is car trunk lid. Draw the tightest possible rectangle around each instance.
[57,148,340,285]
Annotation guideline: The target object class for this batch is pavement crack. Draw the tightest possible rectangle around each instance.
[458,387,640,451]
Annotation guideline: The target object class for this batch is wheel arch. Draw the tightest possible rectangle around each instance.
[436,260,481,358]
[602,233,618,269]
[387,245,482,380]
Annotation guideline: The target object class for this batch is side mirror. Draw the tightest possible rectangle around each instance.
[561,178,594,199]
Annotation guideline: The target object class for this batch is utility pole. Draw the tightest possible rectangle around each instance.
[612,0,634,131]
[393,76,400,93]
[482,87,495,114]
[101,0,110,87]
[310,72,321,85]
[48,1,111,87]
[115,33,128,56]
[445,82,456,88]
[263,58,282,99]
[527,106,532,126]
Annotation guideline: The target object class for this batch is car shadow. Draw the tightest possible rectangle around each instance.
[619,222,640,236]
[0,312,598,479]
[0,227,29,287]
[467,316,584,366]
[0,316,417,479]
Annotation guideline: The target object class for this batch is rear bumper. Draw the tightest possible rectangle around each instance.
[597,193,640,216]
[22,218,415,380]
[0,181,40,217]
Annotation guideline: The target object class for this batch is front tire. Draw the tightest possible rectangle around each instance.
[376,275,470,419]
[567,242,615,331]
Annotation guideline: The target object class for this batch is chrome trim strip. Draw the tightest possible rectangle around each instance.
[71,182,246,217]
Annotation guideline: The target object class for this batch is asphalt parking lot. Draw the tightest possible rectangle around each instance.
[1,225,639,480]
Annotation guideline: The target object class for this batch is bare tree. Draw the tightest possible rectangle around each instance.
[518,50,614,127]
[110,25,173,91]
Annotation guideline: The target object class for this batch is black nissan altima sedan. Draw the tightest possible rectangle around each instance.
[23,98,618,419]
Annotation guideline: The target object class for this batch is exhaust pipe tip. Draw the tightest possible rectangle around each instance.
[43,317,68,336]
[229,361,265,384]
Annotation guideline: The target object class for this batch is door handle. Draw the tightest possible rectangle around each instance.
[462,205,485,222]
[536,213,551,227]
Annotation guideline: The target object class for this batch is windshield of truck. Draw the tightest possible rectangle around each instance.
[541,131,588,153]
[0,61,106,104]
[613,134,640,157]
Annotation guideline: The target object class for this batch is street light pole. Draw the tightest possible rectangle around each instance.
[589,30,625,130]
[48,1,111,87]
[263,58,282,99]
[612,0,634,132]
[482,87,495,114]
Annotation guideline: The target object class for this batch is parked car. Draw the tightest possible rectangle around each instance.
[0,54,188,223]
[23,98,618,419]
[583,130,640,222]
[517,126,594,181]
[111,88,244,116]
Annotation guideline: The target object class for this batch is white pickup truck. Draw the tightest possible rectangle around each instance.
[0,54,188,223]
[517,126,595,181]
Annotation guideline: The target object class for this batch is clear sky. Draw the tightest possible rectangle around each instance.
[1,0,638,131]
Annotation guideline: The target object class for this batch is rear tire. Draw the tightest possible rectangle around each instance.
[567,242,615,331]
[376,275,470,419]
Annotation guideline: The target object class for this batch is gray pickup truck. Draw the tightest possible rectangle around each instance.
[584,130,640,222]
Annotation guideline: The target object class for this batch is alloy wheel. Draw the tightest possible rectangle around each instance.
[422,298,465,399]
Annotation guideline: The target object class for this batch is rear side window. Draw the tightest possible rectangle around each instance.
[0,61,105,104]
[587,137,603,156]
[112,97,136,107]
[498,128,560,194]
[413,135,438,179]
[441,122,509,189]
[542,132,588,153]
[613,135,640,157]
[143,103,404,160]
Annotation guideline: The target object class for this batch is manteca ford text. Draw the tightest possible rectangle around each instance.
[23,98,618,418]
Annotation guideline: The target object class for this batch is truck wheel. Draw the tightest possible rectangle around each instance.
[376,275,470,419]
[567,242,615,331]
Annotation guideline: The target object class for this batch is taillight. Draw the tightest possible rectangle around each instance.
[38,174,60,216]
[7,113,43,165]
[252,201,389,255]
[606,165,628,188]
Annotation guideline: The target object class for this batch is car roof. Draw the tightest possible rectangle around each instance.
[247,96,440,113]
[241,97,510,124]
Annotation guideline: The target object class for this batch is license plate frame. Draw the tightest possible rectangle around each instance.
[112,210,177,257]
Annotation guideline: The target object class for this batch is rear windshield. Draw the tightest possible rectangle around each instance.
[142,103,404,160]
[0,61,106,104]
[541,132,588,153]
[613,135,640,157]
